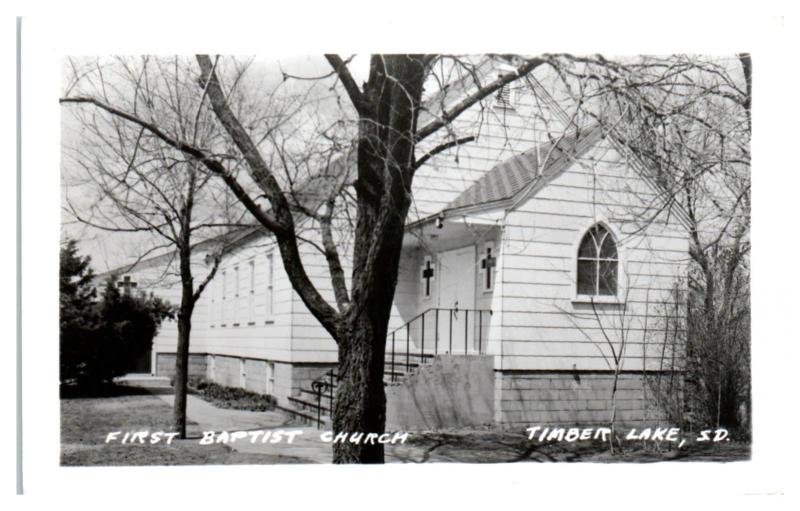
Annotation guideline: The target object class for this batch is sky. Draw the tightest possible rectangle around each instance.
[61,55,366,273]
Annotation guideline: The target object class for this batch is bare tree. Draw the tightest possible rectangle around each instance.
[61,53,751,462]
[549,54,752,434]
[62,56,256,438]
[62,54,550,463]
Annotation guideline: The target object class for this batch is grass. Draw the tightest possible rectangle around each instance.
[60,383,307,466]
[394,429,751,463]
[61,382,750,465]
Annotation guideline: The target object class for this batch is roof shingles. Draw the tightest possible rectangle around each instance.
[444,127,601,211]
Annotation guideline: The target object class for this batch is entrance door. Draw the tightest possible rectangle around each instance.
[437,246,476,354]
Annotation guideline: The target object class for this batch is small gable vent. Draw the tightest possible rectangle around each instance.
[496,86,512,108]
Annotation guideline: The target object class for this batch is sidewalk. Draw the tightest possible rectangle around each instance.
[125,379,423,463]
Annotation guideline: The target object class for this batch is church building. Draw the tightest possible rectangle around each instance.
[111,59,689,431]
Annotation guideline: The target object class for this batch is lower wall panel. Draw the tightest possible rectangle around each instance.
[386,355,495,431]
[155,353,207,380]
[495,371,668,428]
[155,351,334,407]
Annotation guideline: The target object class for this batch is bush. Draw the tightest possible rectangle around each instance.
[60,240,174,387]
[94,278,174,380]
[648,247,750,438]
[186,377,276,411]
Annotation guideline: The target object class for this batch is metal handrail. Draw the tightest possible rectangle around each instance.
[385,307,492,368]
[385,307,491,338]
[304,306,492,427]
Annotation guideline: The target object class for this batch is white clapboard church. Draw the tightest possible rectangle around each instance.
[109,58,689,430]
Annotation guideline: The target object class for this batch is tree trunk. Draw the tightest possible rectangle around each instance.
[173,306,192,438]
[328,55,427,464]
[332,315,389,463]
[173,239,195,439]
[331,200,409,463]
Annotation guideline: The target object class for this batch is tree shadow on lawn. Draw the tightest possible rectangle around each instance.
[396,430,751,463]
[60,382,174,399]
[60,388,311,466]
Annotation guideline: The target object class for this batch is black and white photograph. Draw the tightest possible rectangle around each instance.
[57,51,752,465]
[8,5,796,507]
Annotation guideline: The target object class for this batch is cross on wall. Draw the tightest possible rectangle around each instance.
[421,259,435,297]
[118,275,138,295]
[481,247,496,290]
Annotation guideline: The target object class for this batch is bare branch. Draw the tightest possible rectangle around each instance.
[324,54,370,115]
[412,135,476,172]
[416,57,546,142]
[60,95,287,235]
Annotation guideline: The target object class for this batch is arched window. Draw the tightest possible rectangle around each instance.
[577,224,618,296]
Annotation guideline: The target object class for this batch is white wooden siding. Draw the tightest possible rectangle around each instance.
[496,140,688,371]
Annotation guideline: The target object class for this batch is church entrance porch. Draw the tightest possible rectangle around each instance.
[395,216,501,357]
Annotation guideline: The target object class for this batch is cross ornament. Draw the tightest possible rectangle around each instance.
[421,258,435,297]
[118,275,138,295]
[481,247,496,290]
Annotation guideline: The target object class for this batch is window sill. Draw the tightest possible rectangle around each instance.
[572,295,625,305]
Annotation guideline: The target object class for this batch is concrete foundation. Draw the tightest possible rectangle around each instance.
[154,351,334,407]
[386,355,495,431]
[495,371,666,429]
[155,353,207,380]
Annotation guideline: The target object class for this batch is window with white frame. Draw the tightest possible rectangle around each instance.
[247,259,255,324]
[480,242,497,292]
[233,265,240,325]
[221,270,227,326]
[210,277,217,326]
[576,224,619,296]
[265,362,275,395]
[420,255,435,298]
[265,252,274,321]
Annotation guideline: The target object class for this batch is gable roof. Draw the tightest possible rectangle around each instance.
[445,126,603,212]
[99,58,552,276]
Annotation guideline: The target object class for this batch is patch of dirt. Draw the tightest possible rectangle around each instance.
[395,428,750,463]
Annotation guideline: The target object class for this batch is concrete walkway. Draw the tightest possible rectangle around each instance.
[121,378,331,463]
[122,378,422,463]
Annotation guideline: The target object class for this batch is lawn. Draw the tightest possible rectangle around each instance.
[61,383,750,465]
[392,429,751,463]
[60,384,308,466]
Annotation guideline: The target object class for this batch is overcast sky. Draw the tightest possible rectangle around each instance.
[61,55,371,273]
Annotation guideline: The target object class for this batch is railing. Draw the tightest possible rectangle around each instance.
[386,307,492,383]
[310,370,336,427]
[305,306,492,427]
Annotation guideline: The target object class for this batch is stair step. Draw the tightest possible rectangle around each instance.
[276,403,327,425]
[384,360,433,369]
[299,387,333,399]
[384,354,435,361]
[288,395,331,414]
[298,389,334,408]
